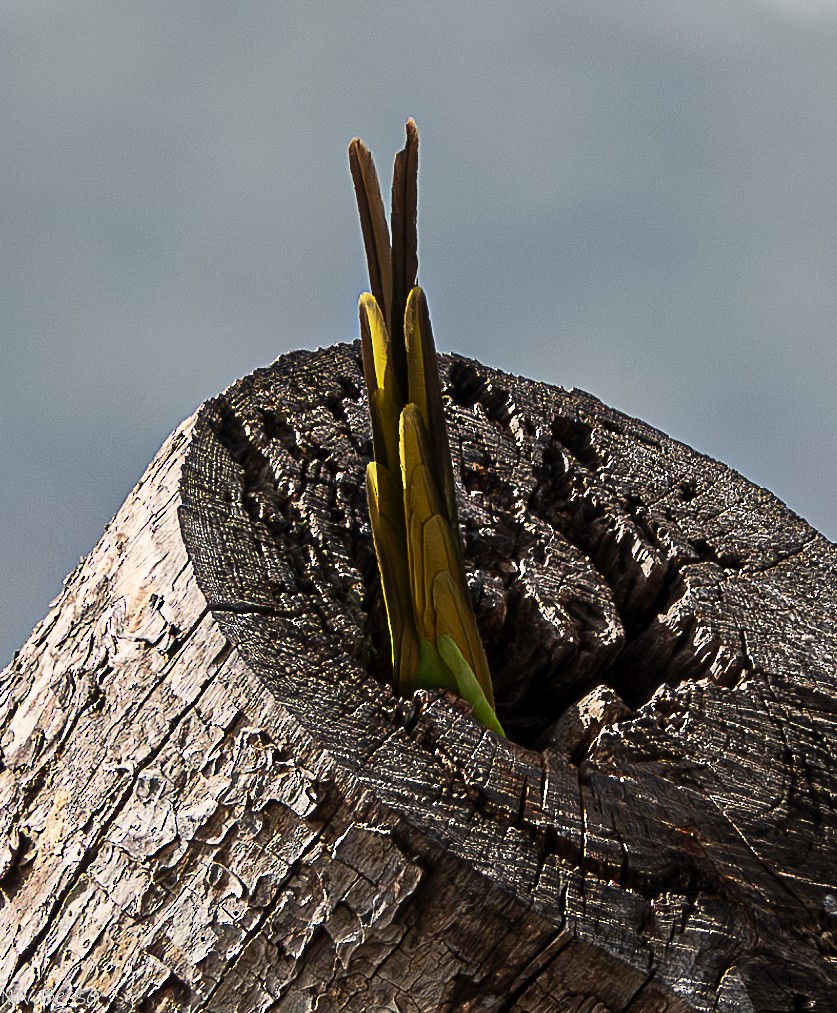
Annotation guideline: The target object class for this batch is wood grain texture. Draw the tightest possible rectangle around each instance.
[1,342,834,1012]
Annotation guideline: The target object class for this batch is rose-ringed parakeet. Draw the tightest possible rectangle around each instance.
[349,120,503,737]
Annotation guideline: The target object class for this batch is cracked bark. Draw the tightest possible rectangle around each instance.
[1,343,834,1012]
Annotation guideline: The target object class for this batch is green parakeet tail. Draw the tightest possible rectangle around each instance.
[350,121,503,736]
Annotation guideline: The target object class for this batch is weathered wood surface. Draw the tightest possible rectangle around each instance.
[1,342,834,1012]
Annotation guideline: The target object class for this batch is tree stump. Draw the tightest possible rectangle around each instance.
[1,343,834,1012]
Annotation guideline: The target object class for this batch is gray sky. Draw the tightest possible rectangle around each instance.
[3,0,836,664]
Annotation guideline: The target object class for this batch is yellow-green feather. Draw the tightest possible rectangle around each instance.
[399,405,495,709]
[353,123,502,734]
[437,636,504,736]
[366,461,419,693]
[359,294,403,475]
[349,137,393,333]
[404,287,460,535]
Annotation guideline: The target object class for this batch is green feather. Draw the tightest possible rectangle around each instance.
[437,637,505,736]
[352,122,503,735]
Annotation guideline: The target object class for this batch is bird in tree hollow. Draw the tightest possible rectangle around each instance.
[349,119,504,737]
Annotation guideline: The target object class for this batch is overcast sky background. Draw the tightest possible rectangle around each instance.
[2,0,835,664]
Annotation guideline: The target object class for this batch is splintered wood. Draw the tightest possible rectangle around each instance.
[1,343,834,1011]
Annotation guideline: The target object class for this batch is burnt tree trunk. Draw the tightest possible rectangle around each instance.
[1,343,834,1012]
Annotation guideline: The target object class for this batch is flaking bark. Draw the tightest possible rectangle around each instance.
[1,343,834,1012]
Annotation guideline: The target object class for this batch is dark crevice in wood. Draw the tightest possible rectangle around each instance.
[687,536,744,571]
[139,972,193,1012]
[0,831,36,902]
[447,359,488,408]
[493,932,570,1013]
[549,415,603,471]
[525,422,754,715]
[335,373,362,402]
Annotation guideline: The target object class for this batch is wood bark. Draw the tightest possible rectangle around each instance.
[1,342,834,1012]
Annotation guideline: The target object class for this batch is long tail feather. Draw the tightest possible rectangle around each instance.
[359,293,403,475]
[349,137,393,331]
[353,122,501,733]
[404,286,460,535]
[390,118,419,375]
[366,462,419,692]
[400,405,494,707]
[432,571,495,709]
[437,636,504,735]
